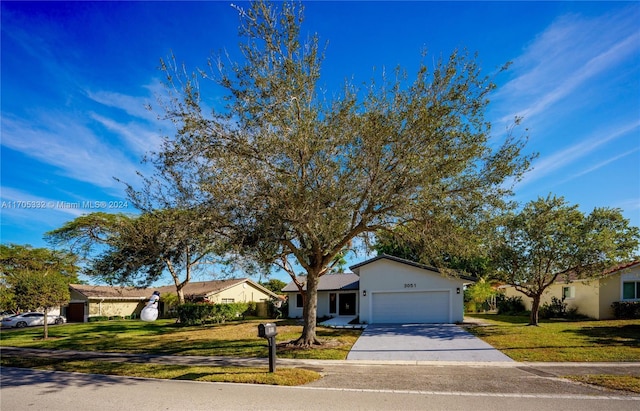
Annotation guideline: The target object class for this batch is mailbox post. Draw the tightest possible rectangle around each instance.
[258,323,277,373]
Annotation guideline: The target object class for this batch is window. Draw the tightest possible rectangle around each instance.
[221,298,235,304]
[562,286,575,300]
[296,294,303,308]
[622,281,640,300]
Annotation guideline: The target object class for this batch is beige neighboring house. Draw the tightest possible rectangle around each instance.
[157,278,279,305]
[67,284,148,322]
[501,261,640,320]
[67,278,280,322]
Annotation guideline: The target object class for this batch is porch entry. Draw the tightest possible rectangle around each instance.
[329,292,357,316]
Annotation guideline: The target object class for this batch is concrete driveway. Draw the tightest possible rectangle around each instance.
[346,324,514,362]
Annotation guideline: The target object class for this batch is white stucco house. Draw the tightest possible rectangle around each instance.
[282,273,360,319]
[282,255,475,324]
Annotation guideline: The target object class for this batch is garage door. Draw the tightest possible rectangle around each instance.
[371,291,450,324]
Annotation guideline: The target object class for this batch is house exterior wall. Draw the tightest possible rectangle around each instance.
[598,275,620,320]
[88,300,145,318]
[207,284,274,303]
[69,289,86,301]
[570,280,600,319]
[502,265,640,320]
[358,258,466,323]
[285,290,359,319]
[286,291,329,318]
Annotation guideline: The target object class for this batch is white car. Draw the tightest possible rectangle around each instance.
[2,312,66,328]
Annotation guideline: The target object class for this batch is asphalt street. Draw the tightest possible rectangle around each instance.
[1,366,639,411]
[2,322,639,410]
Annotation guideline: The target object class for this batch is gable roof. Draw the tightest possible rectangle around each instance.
[156,278,279,300]
[282,273,360,292]
[71,278,280,300]
[554,260,640,283]
[349,254,477,282]
[69,284,149,300]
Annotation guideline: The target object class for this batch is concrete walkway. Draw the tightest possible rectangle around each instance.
[346,324,514,362]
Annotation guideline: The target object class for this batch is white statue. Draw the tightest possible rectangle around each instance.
[140,291,160,322]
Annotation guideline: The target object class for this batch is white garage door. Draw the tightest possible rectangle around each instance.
[371,291,450,324]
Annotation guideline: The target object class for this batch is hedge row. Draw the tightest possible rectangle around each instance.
[177,302,250,325]
[611,301,640,319]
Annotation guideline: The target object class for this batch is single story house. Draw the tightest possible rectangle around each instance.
[67,278,280,322]
[160,278,279,304]
[67,284,148,322]
[501,261,640,320]
[282,273,360,319]
[282,254,475,324]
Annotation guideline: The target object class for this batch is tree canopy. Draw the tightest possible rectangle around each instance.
[46,209,227,303]
[492,195,640,325]
[138,0,533,345]
[0,244,77,339]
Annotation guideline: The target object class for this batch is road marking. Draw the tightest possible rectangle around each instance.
[287,386,640,401]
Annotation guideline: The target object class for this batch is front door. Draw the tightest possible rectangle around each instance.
[338,293,357,316]
[67,302,85,323]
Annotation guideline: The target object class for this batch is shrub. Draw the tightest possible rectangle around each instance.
[88,316,109,322]
[611,301,640,319]
[540,297,567,319]
[176,302,250,325]
[267,299,285,319]
[497,296,526,315]
[245,301,258,317]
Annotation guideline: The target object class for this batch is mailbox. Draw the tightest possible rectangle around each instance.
[258,323,277,338]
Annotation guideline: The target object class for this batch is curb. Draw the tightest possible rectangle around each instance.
[3,347,640,369]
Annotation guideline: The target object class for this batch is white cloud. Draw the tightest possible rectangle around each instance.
[516,120,640,189]
[85,89,158,123]
[492,8,640,128]
[565,147,640,182]
[1,113,142,189]
[0,187,85,232]
[90,112,164,156]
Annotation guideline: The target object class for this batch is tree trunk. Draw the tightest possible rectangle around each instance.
[176,285,185,304]
[529,295,541,326]
[43,308,49,340]
[294,271,321,347]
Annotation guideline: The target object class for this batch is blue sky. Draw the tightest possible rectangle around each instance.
[2,1,639,284]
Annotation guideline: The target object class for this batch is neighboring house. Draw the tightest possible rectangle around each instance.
[282,273,360,319]
[68,284,148,322]
[282,255,475,324]
[158,278,280,305]
[501,261,640,320]
[67,278,280,322]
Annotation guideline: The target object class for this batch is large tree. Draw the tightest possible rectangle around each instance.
[12,269,70,339]
[492,195,640,325]
[0,244,78,339]
[46,209,226,303]
[373,222,494,278]
[145,0,533,345]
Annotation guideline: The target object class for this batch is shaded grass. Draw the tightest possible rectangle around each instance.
[565,375,640,394]
[0,355,320,386]
[466,314,640,362]
[0,319,361,360]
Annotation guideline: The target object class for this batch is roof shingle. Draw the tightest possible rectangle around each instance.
[282,273,360,292]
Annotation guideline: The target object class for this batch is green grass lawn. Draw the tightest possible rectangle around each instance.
[0,356,320,386]
[0,318,356,386]
[0,318,361,360]
[465,314,640,362]
[3,315,640,390]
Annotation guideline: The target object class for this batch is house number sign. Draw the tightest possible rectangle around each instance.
[404,283,417,288]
